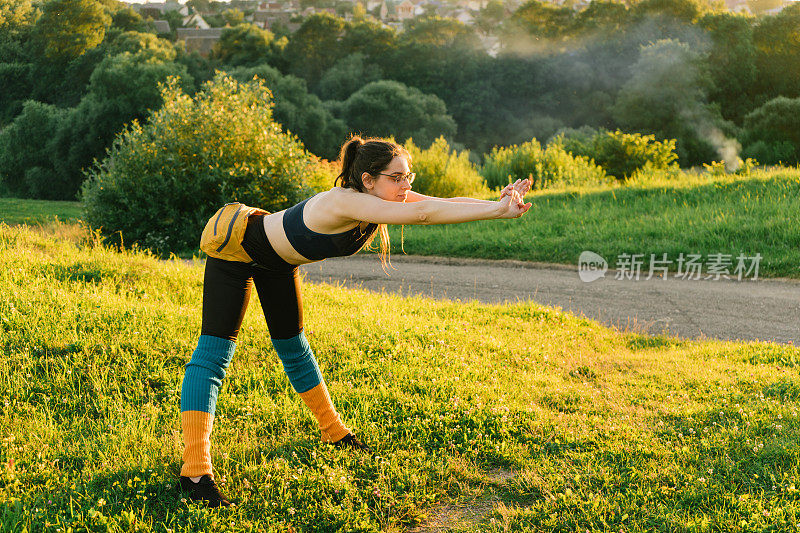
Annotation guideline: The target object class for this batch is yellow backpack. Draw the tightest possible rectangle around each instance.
[200,202,269,263]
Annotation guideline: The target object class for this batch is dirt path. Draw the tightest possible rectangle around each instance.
[301,254,800,345]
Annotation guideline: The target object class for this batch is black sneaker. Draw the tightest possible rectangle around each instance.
[177,474,233,508]
[333,433,374,453]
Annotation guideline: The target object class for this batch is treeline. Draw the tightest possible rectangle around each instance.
[2,0,800,200]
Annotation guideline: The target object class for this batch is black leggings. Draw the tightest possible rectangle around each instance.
[201,215,302,341]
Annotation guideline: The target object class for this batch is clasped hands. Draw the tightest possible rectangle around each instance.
[498,178,533,218]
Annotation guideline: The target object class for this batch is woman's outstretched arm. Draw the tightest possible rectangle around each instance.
[405,179,532,205]
[331,189,531,226]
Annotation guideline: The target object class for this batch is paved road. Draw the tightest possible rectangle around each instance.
[300,255,800,345]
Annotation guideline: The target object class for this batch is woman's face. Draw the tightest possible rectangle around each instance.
[362,155,413,202]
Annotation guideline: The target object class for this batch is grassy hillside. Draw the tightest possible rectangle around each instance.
[1,223,799,532]
[0,197,82,226]
[388,169,800,279]
[2,169,799,278]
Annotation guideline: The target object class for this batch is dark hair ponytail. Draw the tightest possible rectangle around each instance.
[336,137,365,190]
[334,135,411,270]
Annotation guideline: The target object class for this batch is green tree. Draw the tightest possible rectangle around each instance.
[211,23,276,66]
[502,0,575,44]
[699,13,756,124]
[753,4,800,100]
[342,80,457,148]
[613,39,722,165]
[50,51,193,199]
[33,0,112,60]
[742,96,800,164]
[317,53,383,101]
[402,16,479,48]
[284,12,347,85]
[0,101,68,199]
[104,30,177,61]
[222,8,245,26]
[475,0,506,34]
[201,13,225,28]
[352,2,366,21]
[110,6,149,32]
[82,73,326,253]
[0,0,40,36]
[0,0,38,123]
[175,45,216,86]
[340,18,396,58]
[228,64,346,159]
[631,0,714,22]
[0,41,191,200]
[21,41,109,109]
[163,9,184,31]
[0,62,33,124]
[95,0,125,15]
[573,0,628,33]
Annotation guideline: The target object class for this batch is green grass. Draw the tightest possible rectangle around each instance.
[2,223,800,532]
[387,168,800,279]
[0,197,82,226]
[2,168,799,278]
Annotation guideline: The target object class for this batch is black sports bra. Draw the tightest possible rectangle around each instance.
[282,197,377,260]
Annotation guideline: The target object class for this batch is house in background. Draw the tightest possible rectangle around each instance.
[252,10,292,29]
[151,20,171,34]
[176,27,223,56]
[396,0,415,20]
[367,0,389,20]
[133,1,189,19]
[182,13,210,29]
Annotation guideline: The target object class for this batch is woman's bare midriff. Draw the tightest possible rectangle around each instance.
[261,189,371,266]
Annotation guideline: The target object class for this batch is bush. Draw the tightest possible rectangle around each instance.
[82,73,325,254]
[0,62,33,125]
[702,157,758,177]
[403,137,489,198]
[741,96,800,165]
[742,140,796,165]
[553,129,678,180]
[0,100,69,199]
[481,138,609,190]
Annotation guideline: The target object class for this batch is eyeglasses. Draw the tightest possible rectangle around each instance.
[376,172,415,185]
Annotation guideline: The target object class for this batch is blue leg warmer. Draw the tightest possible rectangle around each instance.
[180,335,237,415]
[271,331,323,394]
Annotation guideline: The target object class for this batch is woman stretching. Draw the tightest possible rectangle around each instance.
[177,136,532,507]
